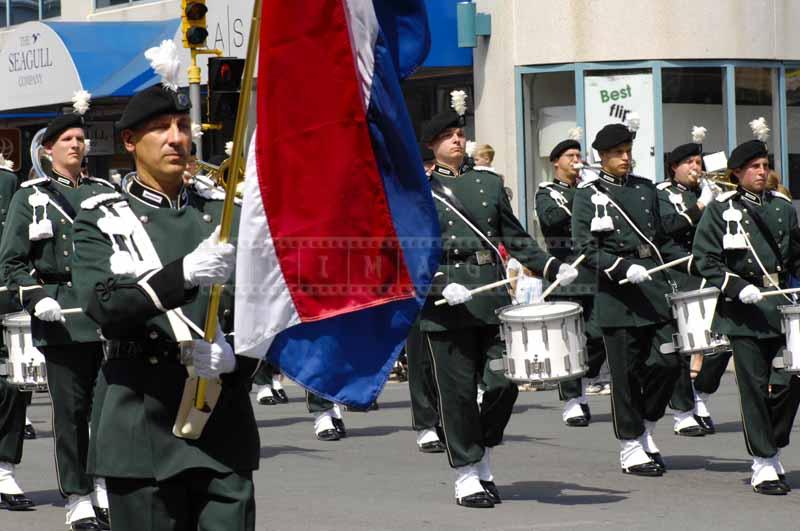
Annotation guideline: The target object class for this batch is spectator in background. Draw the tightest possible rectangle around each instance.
[767,171,791,198]
[473,144,496,172]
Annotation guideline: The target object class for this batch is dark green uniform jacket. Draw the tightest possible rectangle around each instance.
[0,169,21,315]
[0,171,115,346]
[534,179,597,296]
[572,171,688,328]
[656,179,704,291]
[692,187,800,338]
[419,164,561,332]
[71,175,259,480]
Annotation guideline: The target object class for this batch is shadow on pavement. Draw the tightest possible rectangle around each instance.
[512,403,556,414]
[709,421,742,434]
[702,457,752,473]
[256,416,310,429]
[665,455,750,472]
[260,445,325,460]
[343,425,412,438]
[500,480,629,504]
[23,489,64,508]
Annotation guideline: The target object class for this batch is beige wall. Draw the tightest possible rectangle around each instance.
[473,0,800,215]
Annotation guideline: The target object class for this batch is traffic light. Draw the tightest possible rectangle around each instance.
[182,1,208,49]
[208,57,245,137]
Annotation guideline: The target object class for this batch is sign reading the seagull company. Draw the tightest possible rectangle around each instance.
[0,22,83,112]
[584,73,656,180]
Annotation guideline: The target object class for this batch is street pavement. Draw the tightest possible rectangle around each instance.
[6,373,799,530]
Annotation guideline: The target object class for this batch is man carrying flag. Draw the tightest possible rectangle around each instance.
[235,0,440,412]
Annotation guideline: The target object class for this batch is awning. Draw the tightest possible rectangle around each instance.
[0,19,181,112]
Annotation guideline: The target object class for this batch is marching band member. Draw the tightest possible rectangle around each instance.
[572,123,685,477]
[419,91,578,508]
[70,45,259,528]
[534,133,606,427]
[657,130,727,436]
[0,105,115,530]
[693,137,800,495]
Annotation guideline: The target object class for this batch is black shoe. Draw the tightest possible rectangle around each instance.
[752,480,789,495]
[258,394,277,406]
[778,474,792,492]
[647,452,667,472]
[272,388,289,404]
[622,462,663,477]
[94,507,110,530]
[418,440,446,453]
[23,424,36,440]
[332,418,347,438]
[480,480,502,504]
[694,415,715,434]
[580,403,592,421]
[316,428,340,441]
[565,415,589,427]
[674,424,706,437]
[0,493,35,511]
[455,491,494,508]
[70,517,101,530]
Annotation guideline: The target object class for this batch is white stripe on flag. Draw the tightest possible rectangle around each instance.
[234,132,301,358]
[342,0,379,112]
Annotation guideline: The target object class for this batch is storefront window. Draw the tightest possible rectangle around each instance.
[662,67,727,178]
[95,0,130,8]
[10,0,38,25]
[785,67,800,197]
[522,71,576,235]
[735,67,780,168]
[42,0,59,19]
[0,1,7,28]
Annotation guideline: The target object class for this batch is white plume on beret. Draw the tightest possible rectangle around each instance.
[465,140,476,158]
[691,126,707,144]
[450,90,468,116]
[225,141,234,157]
[144,40,181,92]
[568,127,583,141]
[191,122,204,140]
[749,117,770,142]
[625,112,641,132]
[84,139,91,153]
[71,90,92,115]
[0,153,13,171]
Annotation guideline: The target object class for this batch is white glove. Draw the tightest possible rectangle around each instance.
[739,284,763,304]
[192,328,236,379]
[34,297,64,322]
[625,264,652,285]
[556,263,579,286]
[442,283,472,306]
[183,226,236,287]
[699,181,716,206]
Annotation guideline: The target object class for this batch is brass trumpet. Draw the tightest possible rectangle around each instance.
[692,170,738,189]
[191,157,244,190]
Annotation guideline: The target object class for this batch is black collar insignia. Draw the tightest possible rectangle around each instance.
[432,162,458,178]
[554,179,572,189]
[674,181,688,192]
[126,176,188,209]
[740,187,762,205]
[599,171,624,186]
[51,169,78,189]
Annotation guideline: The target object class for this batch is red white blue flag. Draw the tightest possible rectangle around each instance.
[235,0,440,407]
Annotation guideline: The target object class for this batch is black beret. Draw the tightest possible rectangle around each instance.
[42,114,84,144]
[727,140,768,170]
[420,110,465,144]
[116,84,191,132]
[418,142,434,162]
[591,124,634,151]
[667,142,703,167]
[549,139,581,162]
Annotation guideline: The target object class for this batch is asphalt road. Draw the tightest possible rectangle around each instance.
[6,373,799,530]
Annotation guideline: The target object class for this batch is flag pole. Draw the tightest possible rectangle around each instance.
[180,0,263,437]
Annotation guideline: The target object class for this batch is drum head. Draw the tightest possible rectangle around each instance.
[1,311,30,327]
[668,287,721,303]
[498,301,580,322]
[778,304,800,315]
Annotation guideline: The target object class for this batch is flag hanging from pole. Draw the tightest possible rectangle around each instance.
[234,0,440,408]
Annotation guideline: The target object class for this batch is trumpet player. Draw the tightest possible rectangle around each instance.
[693,139,800,495]
[535,135,607,427]
[657,135,731,437]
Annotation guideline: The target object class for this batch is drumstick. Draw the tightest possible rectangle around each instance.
[618,255,691,285]
[760,287,800,299]
[537,254,586,302]
[62,308,83,315]
[434,277,516,307]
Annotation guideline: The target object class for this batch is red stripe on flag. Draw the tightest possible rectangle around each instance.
[256,0,415,321]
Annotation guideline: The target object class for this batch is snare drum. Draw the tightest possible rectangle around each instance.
[667,288,729,355]
[778,305,800,374]
[0,312,47,391]
[496,301,587,383]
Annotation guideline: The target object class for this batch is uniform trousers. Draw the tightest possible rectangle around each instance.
[729,336,800,458]
[0,378,27,464]
[426,325,518,468]
[602,323,681,440]
[406,321,439,431]
[306,391,334,413]
[669,350,732,412]
[41,342,103,497]
[106,470,255,531]
[252,361,279,387]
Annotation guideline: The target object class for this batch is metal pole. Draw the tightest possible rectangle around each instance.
[188,51,203,160]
